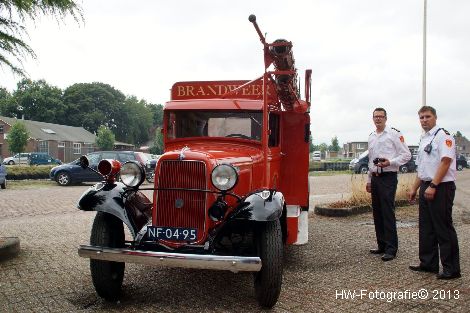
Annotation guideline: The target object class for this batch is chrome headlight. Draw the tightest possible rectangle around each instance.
[120,161,145,187]
[211,164,238,191]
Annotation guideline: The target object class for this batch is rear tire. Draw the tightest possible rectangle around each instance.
[1,180,6,189]
[253,220,283,308]
[90,212,125,301]
[400,165,408,173]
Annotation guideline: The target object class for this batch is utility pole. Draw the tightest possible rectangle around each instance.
[423,0,427,106]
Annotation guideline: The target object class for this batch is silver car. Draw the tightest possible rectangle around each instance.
[2,153,30,165]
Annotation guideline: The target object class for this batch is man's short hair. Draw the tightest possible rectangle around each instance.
[418,105,437,117]
[373,107,387,117]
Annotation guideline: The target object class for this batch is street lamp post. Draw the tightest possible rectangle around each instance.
[423,0,427,106]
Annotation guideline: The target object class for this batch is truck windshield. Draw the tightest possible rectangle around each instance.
[167,111,262,141]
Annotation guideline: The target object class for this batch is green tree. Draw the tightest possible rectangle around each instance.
[149,127,164,155]
[6,121,29,155]
[62,82,125,134]
[95,125,115,150]
[0,87,14,115]
[318,143,328,152]
[148,103,164,127]
[0,0,82,76]
[454,131,467,140]
[329,136,340,152]
[12,79,65,122]
[121,96,153,145]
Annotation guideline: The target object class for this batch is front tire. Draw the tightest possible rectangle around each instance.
[1,179,6,189]
[8,160,15,165]
[90,212,125,301]
[253,220,283,308]
[359,166,368,174]
[400,165,408,173]
[56,172,71,186]
[457,164,463,171]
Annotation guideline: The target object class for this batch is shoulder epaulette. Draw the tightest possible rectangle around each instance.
[391,127,400,133]
[443,129,450,135]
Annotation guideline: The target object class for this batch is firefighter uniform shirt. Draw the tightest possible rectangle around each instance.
[367,126,411,183]
[416,125,456,182]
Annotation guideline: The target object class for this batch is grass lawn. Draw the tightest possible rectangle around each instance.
[6,180,57,189]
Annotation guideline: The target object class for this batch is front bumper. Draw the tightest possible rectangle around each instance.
[78,245,262,273]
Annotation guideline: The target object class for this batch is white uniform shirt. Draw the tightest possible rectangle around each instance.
[416,125,456,182]
[367,126,411,183]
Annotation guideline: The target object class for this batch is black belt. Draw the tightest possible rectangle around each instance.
[372,171,397,177]
[421,181,454,185]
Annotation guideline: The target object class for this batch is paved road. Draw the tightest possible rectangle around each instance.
[1,172,469,312]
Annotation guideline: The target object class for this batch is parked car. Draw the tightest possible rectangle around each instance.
[349,150,416,174]
[28,152,62,165]
[0,162,7,189]
[2,153,30,165]
[456,155,468,171]
[144,155,161,183]
[311,150,321,161]
[50,151,148,186]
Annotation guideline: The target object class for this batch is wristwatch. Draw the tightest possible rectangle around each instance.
[429,182,438,188]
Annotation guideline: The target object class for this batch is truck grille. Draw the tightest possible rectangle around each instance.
[155,160,207,241]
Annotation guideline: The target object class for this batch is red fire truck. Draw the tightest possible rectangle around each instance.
[77,15,311,308]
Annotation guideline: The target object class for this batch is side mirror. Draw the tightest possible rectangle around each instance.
[79,155,89,169]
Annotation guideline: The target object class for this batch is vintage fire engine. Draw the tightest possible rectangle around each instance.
[77,15,311,308]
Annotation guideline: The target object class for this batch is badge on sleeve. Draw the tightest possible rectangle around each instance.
[399,136,404,143]
[445,139,452,147]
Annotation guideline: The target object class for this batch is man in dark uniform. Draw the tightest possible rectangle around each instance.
[408,106,461,279]
[367,108,411,261]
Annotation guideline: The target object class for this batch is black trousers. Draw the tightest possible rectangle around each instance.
[371,172,398,255]
[419,181,460,274]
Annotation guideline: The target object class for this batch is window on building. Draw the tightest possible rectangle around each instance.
[58,142,65,148]
[84,143,94,154]
[73,143,81,154]
[0,125,3,133]
[38,140,49,153]
[356,143,365,149]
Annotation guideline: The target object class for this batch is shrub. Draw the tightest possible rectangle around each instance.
[328,173,415,208]
[5,165,53,180]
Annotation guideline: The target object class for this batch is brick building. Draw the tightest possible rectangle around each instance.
[0,116,96,163]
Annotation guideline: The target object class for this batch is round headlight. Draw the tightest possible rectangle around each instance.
[211,164,238,191]
[120,161,145,187]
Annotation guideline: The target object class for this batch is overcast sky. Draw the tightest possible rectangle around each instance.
[1,0,469,146]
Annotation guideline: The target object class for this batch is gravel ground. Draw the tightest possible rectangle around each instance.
[1,172,469,312]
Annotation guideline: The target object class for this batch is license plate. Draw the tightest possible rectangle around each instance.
[147,226,197,241]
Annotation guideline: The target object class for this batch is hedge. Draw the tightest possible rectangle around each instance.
[3,165,53,180]
[4,161,350,180]
[308,161,350,171]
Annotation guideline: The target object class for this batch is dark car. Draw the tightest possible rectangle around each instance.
[456,155,468,171]
[349,150,416,174]
[0,161,7,189]
[144,155,161,182]
[49,151,149,186]
[28,152,62,165]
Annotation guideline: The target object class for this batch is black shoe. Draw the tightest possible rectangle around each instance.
[369,248,385,255]
[436,271,461,280]
[381,254,395,261]
[409,265,439,274]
